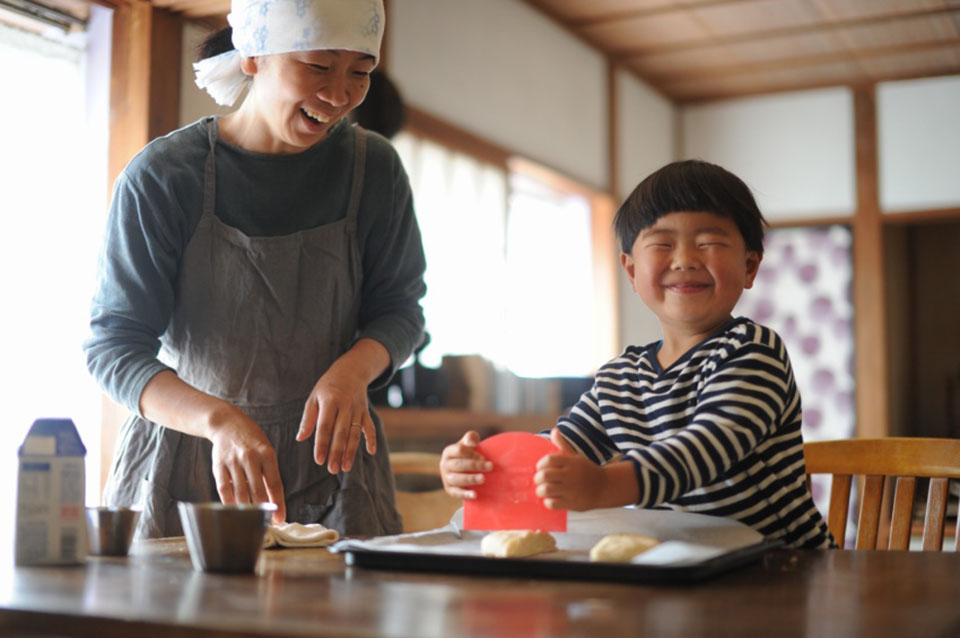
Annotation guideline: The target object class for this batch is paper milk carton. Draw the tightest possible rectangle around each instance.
[15,418,87,565]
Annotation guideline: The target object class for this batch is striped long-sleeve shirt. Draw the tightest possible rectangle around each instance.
[554,317,834,549]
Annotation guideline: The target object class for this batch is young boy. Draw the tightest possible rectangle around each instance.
[441,160,835,549]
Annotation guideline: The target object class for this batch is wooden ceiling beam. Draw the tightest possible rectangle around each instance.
[668,66,960,104]
[609,7,960,58]
[880,207,960,227]
[568,0,750,29]
[637,39,960,83]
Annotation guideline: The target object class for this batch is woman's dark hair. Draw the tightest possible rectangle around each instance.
[613,159,767,254]
[352,70,407,139]
[197,27,234,62]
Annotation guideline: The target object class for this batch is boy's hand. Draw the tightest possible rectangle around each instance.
[440,431,492,499]
[534,428,605,511]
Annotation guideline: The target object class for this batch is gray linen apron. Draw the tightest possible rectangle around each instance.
[104,118,402,539]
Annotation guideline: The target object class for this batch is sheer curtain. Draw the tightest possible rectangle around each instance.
[503,173,594,378]
[393,132,599,380]
[393,132,509,369]
[0,21,110,552]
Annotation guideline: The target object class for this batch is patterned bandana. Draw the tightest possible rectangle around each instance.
[194,0,384,106]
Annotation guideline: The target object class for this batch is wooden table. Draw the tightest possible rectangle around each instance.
[1,540,958,638]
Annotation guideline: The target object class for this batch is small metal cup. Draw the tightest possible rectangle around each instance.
[177,502,276,573]
[85,507,141,556]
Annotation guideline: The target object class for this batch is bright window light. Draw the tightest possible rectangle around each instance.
[393,133,509,370]
[394,133,598,379]
[0,20,111,555]
[503,173,595,377]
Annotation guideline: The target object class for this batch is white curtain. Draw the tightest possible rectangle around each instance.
[393,133,598,380]
[0,22,110,546]
[503,173,594,378]
[393,132,509,369]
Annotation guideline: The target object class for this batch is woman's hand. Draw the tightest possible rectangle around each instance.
[206,404,287,524]
[440,431,492,499]
[297,353,380,474]
[139,371,286,524]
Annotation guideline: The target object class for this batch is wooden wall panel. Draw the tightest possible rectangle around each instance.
[102,0,182,495]
[108,0,151,190]
[108,0,182,191]
[148,6,183,140]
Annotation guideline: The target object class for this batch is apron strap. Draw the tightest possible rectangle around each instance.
[202,117,218,220]
[344,125,367,232]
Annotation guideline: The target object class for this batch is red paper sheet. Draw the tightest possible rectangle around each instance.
[462,432,567,532]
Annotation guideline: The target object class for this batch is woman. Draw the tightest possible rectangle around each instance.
[85,0,426,538]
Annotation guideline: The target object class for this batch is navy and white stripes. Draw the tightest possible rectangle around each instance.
[554,317,834,549]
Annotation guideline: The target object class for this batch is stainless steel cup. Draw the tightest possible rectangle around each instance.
[85,507,141,556]
[177,502,276,573]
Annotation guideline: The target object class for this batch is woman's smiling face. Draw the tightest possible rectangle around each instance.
[621,210,762,341]
[243,49,375,153]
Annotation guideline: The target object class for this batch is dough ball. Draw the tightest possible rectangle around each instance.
[480,530,557,558]
[589,533,659,562]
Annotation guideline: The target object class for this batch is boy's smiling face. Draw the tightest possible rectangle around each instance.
[621,211,762,344]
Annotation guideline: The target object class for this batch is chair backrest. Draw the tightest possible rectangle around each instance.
[390,452,462,534]
[804,438,960,551]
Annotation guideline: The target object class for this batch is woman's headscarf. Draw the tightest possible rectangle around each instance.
[194,0,385,107]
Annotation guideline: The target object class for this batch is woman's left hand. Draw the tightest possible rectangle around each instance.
[297,339,389,473]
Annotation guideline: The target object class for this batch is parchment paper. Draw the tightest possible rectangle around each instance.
[331,507,765,567]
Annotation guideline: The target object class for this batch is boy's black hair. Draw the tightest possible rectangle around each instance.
[613,159,767,254]
[198,27,234,61]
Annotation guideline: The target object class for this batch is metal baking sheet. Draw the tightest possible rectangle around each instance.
[342,540,776,584]
[333,507,780,585]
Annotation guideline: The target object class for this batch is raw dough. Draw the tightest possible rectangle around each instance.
[589,533,659,562]
[480,530,557,558]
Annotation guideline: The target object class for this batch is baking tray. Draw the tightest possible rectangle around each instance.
[334,508,781,585]
[342,538,779,585]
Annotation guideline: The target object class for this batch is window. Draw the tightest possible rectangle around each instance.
[393,131,617,383]
[0,16,111,548]
[392,132,509,370]
[502,172,596,378]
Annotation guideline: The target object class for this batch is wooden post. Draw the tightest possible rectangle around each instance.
[605,59,622,355]
[102,0,182,496]
[107,0,182,191]
[852,85,889,438]
[607,60,619,201]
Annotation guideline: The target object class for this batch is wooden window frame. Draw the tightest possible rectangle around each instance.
[402,106,621,368]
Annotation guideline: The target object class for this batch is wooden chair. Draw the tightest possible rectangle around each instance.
[804,438,960,551]
[390,452,462,533]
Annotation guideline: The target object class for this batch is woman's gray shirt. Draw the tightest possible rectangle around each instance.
[85,118,426,415]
